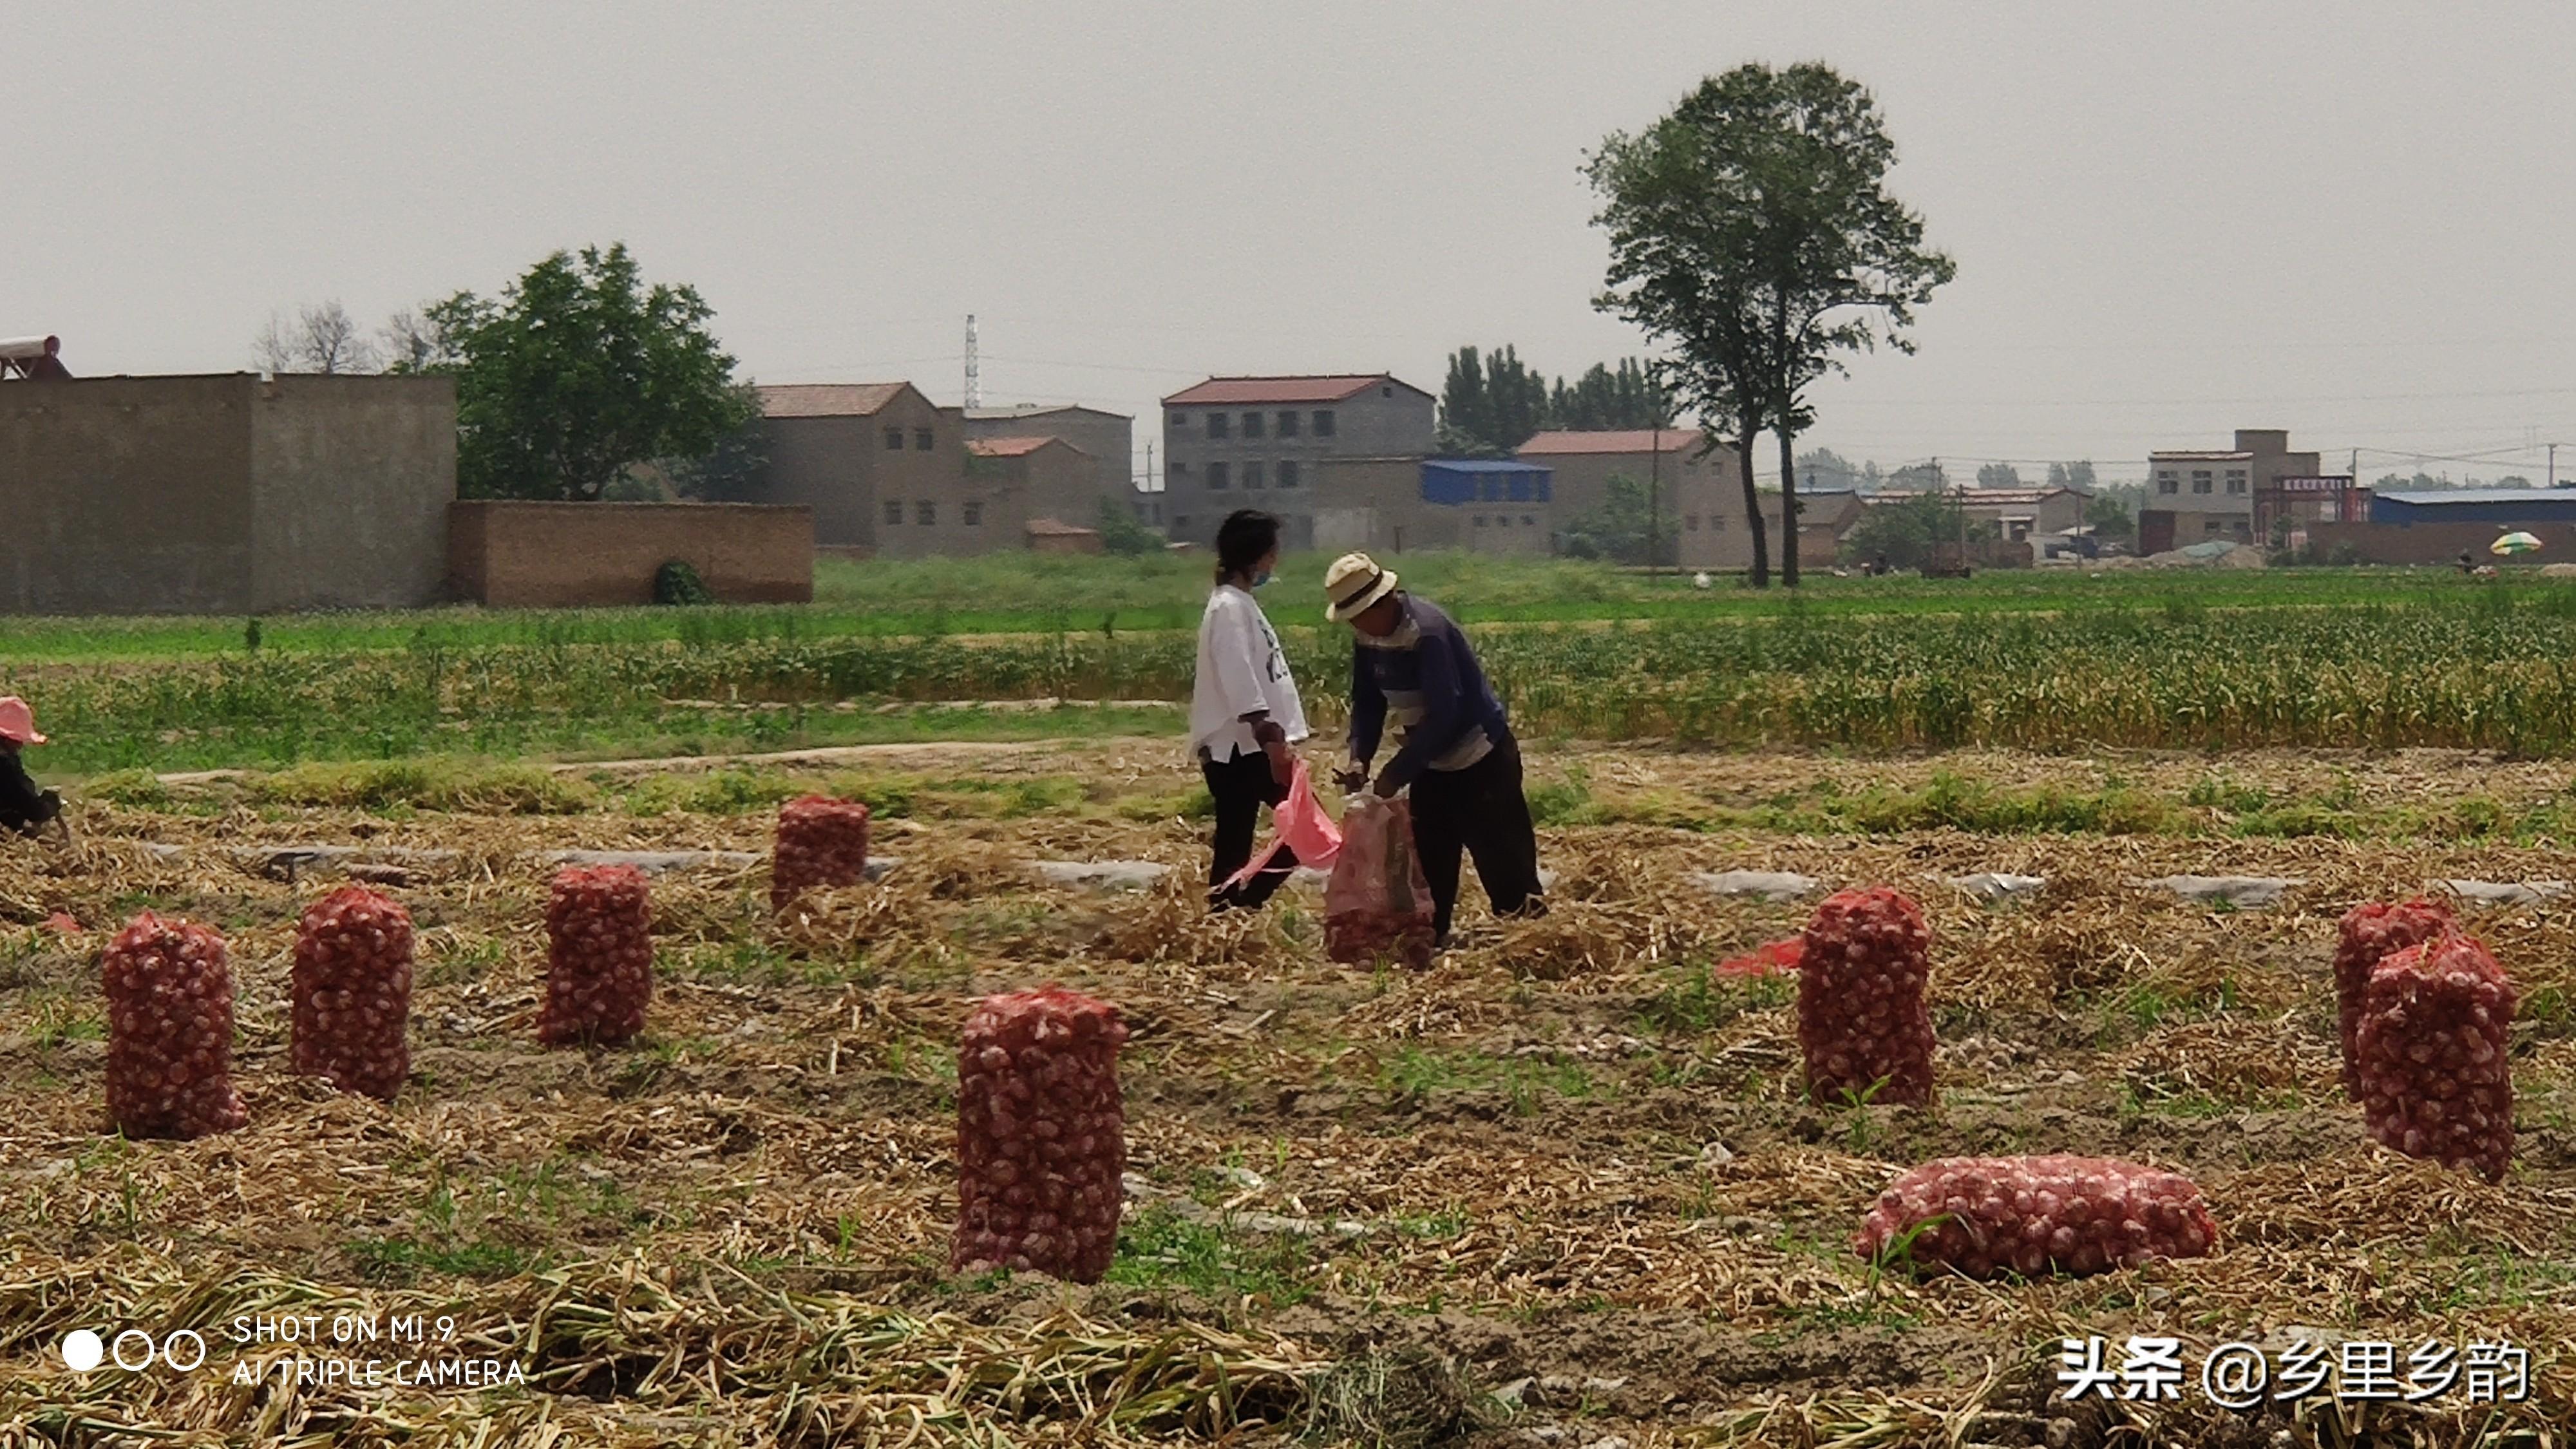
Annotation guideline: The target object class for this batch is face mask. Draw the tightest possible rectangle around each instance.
[1251,569,1273,589]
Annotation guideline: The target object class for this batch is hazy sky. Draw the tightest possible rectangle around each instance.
[10,3,2575,487]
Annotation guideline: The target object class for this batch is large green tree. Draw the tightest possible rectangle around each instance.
[1587,62,1953,587]
[421,243,757,501]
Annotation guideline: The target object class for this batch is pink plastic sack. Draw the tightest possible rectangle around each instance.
[1218,759,1343,893]
[1324,795,1436,967]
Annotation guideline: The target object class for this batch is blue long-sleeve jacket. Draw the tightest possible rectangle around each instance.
[1347,595,1508,792]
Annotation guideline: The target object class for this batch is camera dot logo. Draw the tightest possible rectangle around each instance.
[61,1330,104,1372]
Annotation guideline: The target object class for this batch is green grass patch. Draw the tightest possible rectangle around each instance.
[1104,1204,1315,1305]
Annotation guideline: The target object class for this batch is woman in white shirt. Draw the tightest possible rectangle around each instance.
[1190,509,1309,913]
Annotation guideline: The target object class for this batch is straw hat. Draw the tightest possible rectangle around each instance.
[0,697,46,746]
[1323,552,1400,623]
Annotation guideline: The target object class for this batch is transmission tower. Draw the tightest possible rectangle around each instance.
[963,314,981,408]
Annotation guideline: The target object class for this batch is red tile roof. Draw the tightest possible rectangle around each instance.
[1023,517,1098,536]
[2150,450,2255,461]
[1162,375,1412,406]
[1515,428,1712,457]
[757,383,912,418]
[967,436,1061,459]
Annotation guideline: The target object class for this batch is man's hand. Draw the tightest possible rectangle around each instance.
[1333,761,1370,793]
[1263,739,1294,788]
[1371,768,1401,800]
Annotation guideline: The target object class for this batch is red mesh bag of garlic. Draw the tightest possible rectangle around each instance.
[1797,886,1935,1106]
[538,866,653,1047]
[2333,898,2455,1101]
[290,885,414,1101]
[2356,934,2516,1183]
[1855,1155,2217,1279]
[952,985,1129,1283]
[1323,796,1437,967]
[771,793,872,910]
[102,913,248,1141]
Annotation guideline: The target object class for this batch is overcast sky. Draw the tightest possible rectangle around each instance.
[9,2,2574,487]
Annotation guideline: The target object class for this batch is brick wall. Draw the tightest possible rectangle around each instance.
[2306,520,2576,567]
[449,500,813,607]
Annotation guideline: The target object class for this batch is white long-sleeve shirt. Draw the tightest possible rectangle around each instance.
[1189,584,1308,761]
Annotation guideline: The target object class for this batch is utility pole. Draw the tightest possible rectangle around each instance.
[1649,426,1662,584]
[963,314,981,409]
[2552,442,2561,489]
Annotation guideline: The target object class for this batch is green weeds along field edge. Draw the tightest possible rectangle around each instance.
[63,753,2576,846]
[2,556,2568,660]
[24,589,2576,768]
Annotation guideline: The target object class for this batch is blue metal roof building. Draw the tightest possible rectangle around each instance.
[2369,489,2576,525]
[1420,459,1553,506]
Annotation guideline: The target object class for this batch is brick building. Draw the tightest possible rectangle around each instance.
[2143,429,2319,553]
[1161,374,1435,551]
[1513,428,1731,526]
[1311,457,1555,557]
[743,383,958,554]
[960,404,1133,507]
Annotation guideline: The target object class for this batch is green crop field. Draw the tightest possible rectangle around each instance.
[8,555,2576,775]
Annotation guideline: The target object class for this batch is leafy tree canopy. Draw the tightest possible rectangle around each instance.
[421,243,757,502]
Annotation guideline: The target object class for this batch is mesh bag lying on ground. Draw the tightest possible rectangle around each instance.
[1855,1154,2217,1279]
[1324,795,1436,967]
[2333,898,2455,1101]
[103,913,248,1140]
[772,793,872,911]
[291,884,414,1101]
[2357,933,2515,1183]
[952,986,1128,1283]
[539,865,654,1047]
[1797,886,1936,1106]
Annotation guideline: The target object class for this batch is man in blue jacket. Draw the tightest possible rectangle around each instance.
[1325,552,1545,945]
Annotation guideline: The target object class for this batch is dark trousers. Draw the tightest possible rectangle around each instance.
[1202,748,1297,911]
[1410,732,1544,938]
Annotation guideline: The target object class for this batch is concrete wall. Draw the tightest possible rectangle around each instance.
[249,374,455,611]
[0,372,451,614]
[755,415,878,549]
[1,374,254,612]
[450,500,813,607]
[2305,520,2576,567]
[1164,383,1436,550]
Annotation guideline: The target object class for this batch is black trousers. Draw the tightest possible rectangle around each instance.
[1409,732,1544,938]
[1202,748,1297,911]
[0,752,59,837]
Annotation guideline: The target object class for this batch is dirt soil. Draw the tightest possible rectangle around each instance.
[0,743,2570,1445]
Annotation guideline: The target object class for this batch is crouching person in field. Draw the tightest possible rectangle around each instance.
[1324,552,1545,947]
[0,698,64,839]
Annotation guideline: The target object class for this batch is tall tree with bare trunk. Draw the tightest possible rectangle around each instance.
[1587,62,1952,587]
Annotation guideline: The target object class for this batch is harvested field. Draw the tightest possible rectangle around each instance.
[0,742,2572,1444]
